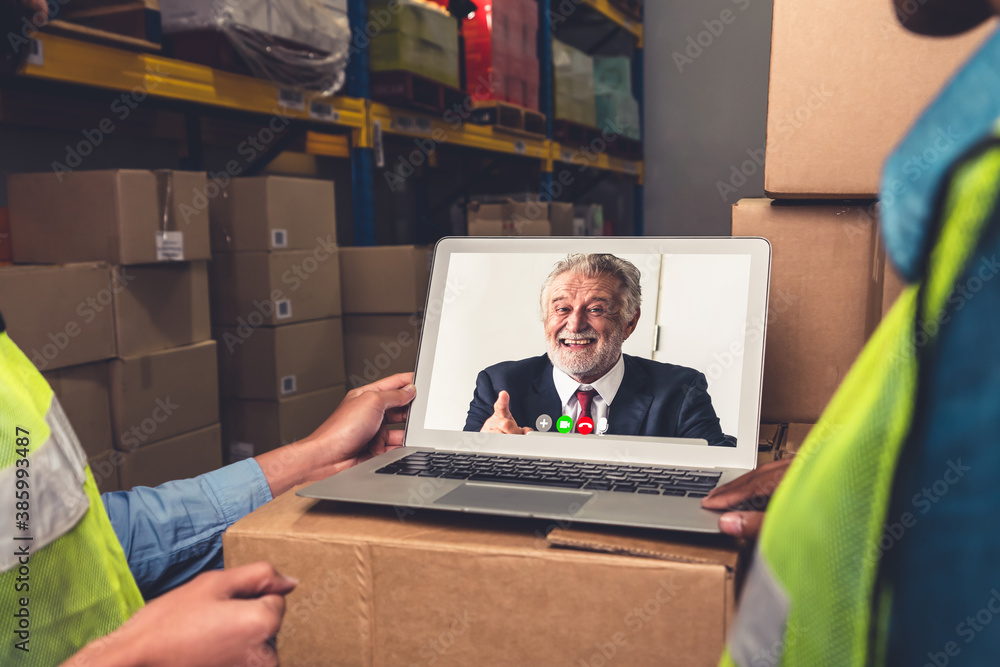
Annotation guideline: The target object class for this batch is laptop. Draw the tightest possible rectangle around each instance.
[301,236,771,533]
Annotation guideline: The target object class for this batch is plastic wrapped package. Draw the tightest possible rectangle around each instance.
[553,39,596,127]
[370,0,460,88]
[160,0,350,95]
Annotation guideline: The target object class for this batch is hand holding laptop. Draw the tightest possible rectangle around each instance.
[700,458,794,538]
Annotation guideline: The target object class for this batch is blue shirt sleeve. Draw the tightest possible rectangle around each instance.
[101,458,273,600]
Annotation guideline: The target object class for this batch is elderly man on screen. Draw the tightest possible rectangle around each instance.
[464,254,733,446]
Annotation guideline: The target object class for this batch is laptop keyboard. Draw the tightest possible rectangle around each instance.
[375,451,723,498]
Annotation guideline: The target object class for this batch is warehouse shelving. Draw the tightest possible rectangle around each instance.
[9,0,644,243]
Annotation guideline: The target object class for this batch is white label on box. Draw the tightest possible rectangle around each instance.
[280,375,297,395]
[156,231,184,261]
[514,140,527,155]
[278,88,305,111]
[229,441,255,462]
[623,161,639,175]
[271,229,288,248]
[309,100,339,122]
[276,299,293,320]
[27,39,43,66]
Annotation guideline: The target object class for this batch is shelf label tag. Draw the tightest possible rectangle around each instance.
[27,39,43,66]
[561,149,574,162]
[373,120,385,168]
[309,100,339,122]
[156,231,184,261]
[514,140,527,155]
[623,161,639,175]
[278,88,305,111]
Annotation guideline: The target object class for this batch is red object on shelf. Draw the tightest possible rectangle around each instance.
[463,0,540,110]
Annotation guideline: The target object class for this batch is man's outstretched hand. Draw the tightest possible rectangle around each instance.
[701,458,794,539]
[479,391,533,435]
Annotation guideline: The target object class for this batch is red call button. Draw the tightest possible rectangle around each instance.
[577,416,595,435]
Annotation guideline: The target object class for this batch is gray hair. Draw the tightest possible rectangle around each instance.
[539,254,642,322]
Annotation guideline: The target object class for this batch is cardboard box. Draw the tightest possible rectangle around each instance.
[765,0,994,198]
[466,200,574,237]
[114,261,211,358]
[339,246,433,314]
[0,263,115,372]
[210,250,342,326]
[209,176,336,253]
[109,340,220,451]
[224,491,742,667]
[88,450,120,495]
[882,258,908,319]
[43,362,112,459]
[732,199,884,423]
[780,423,815,459]
[0,207,10,262]
[344,314,422,389]
[757,423,787,467]
[222,384,347,460]
[118,424,223,490]
[7,170,211,264]
[215,318,345,400]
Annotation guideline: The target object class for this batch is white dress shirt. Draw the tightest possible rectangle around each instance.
[551,354,626,431]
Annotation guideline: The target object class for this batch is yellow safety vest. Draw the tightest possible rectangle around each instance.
[721,138,1000,665]
[1,323,144,665]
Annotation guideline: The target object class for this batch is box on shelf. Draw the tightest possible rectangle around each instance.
[43,362,113,459]
[210,250,342,326]
[339,246,432,314]
[215,317,345,400]
[109,340,219,451]
[114,261,211,358]
[118,424,223,490]
[574,203,605,236]
[344,314,422,389]
[0,263,115,372]
[463,0,540,109]
[224,491,742,667]
[732,199,884,424]
[7,170,210,265]
[210,176,336,253]
[467,199,574,237]
[222,384,347,461]
[88,450,120,495]
[369,0,460,88]
[765,0,994,198]
[594,56,640,140]
[553,39,596,127]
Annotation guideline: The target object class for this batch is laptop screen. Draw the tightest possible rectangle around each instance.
[407,238,771,471]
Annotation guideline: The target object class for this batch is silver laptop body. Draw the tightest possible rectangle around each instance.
[301,237,771,534]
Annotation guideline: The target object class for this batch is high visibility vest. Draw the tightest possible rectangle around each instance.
[1,320,144,665]
[721,139,1000,666]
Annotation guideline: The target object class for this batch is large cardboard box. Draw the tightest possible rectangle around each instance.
[215,318,345,400]
[118,424,223,490]
[732,199,884,423]
[210,250,342,326]
[765,0,994,198]
[88,450,120,495]
[209,176,336,253]
[882,258,908,319]
[43,362,112,458]
[109,340,220,451]
[339,246,433,314]
[0,263,115,372]
[222,384,347,461]
[344,314,422,389]
[7,170,211,264]
[467,200,574,237]
[224,491,742,667]
[113,261,211,357]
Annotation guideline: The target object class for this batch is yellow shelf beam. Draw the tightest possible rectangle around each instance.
[370,101,551,160]
[552,143,644,182]
[579,0,643,46]
[22,33,368,130]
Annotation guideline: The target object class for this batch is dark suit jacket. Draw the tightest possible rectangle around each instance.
[463,354,734,447]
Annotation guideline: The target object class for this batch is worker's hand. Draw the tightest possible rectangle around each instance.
[700,458,794,539]
[480,391,532,435]
[255,373,417,496]
[64,562,297,667]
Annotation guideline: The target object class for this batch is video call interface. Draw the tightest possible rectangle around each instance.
[422,251,755,448]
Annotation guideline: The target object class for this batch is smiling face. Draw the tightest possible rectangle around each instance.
[544,271,639,384]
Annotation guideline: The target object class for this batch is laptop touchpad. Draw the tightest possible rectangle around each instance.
[435,483,592,515]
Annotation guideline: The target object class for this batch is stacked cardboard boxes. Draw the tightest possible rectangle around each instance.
[209,176,346,463]
[594,56,640,140]
[553,38,596,128]
[466,197,575,236]
[734,0,993,430]
[340,246,432,389]
[463,0,540,109]
[369,0,460,88]
[5,170,221,491]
